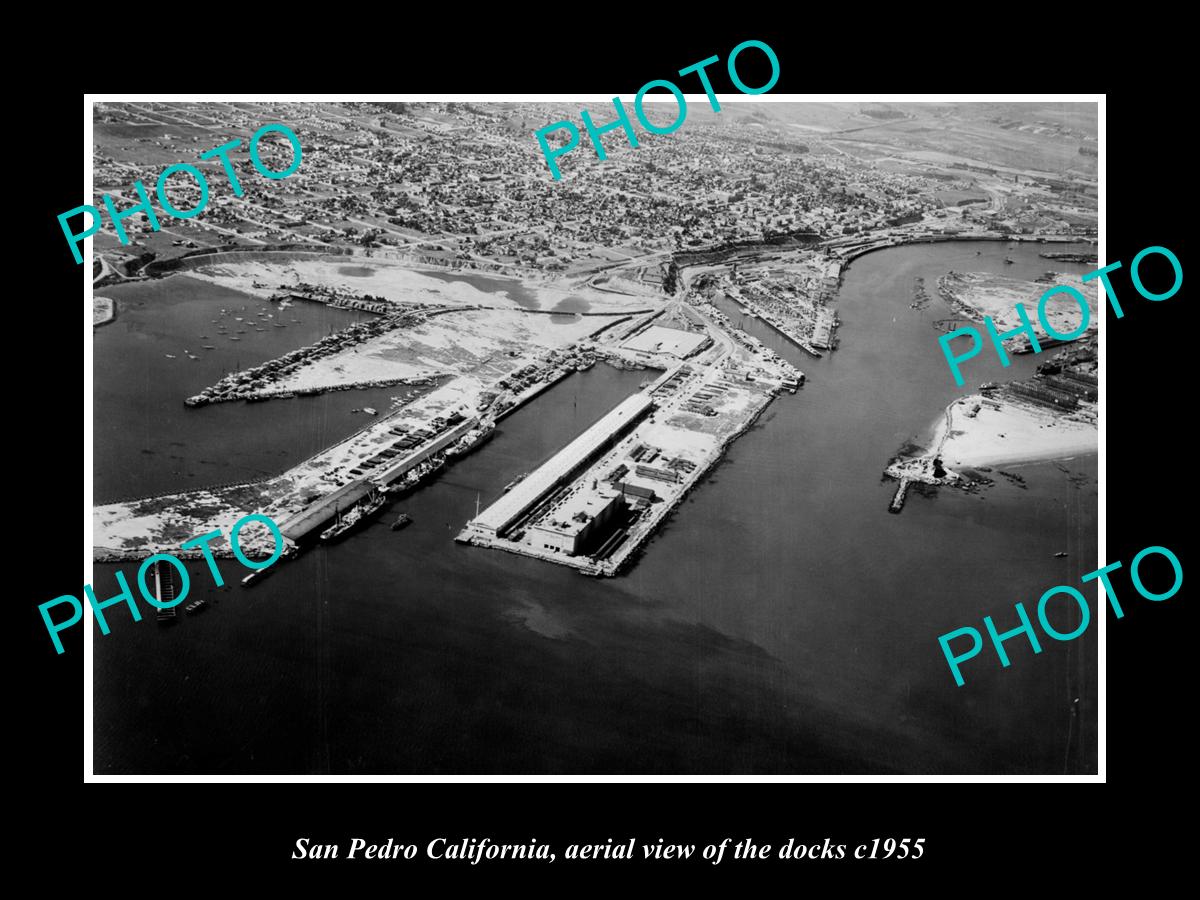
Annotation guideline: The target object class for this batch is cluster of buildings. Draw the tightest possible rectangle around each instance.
[93,101,1096,285]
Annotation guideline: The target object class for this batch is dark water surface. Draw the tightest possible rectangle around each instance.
[92,242,1099,773]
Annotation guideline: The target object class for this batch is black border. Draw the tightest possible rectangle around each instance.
[22,41,1188,883]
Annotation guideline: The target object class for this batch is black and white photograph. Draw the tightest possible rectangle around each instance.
[82,96,1102,776]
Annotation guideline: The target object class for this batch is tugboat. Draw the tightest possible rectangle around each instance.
[391,512,413,531]
[319,490,387,542]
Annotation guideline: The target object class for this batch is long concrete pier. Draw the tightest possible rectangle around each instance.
[464,392,657,541]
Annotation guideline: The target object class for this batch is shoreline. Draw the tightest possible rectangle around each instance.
[831,232,1094,280]
[929,392,1097,470]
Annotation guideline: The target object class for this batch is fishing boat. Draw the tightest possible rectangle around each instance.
[391,513,413,531]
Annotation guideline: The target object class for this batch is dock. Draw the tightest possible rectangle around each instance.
[459,351,781,576]
[277,481,379,542]
[464,392,656,541]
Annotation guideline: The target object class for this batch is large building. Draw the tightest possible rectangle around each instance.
[527,487,624,556]
[622,325,709,358]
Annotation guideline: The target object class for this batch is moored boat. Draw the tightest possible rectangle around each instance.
[319,490,387,542]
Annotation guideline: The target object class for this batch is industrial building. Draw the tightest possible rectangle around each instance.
[468,392,656,540]
[528,486,624,556]
[622,325,709,358]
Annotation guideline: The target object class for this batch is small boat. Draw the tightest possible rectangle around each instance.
[1004,257,1015,264]
[391,513,413,531]
[1054,551,1068,558]
[241,567,273,587]
[229,336,241,341]
[184,598,208,615]
[202,345,216,349]
[363,407,378,416]
[503,473,528,493]
[164,353,176,359]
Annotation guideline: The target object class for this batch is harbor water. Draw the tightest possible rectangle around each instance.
[92,241,1099,774]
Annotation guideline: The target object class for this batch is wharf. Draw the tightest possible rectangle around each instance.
[459,367,776,577]
[277,481,378,542]
[493,367,574,422]
[752,310,826,358]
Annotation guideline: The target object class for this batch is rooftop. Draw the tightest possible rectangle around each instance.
[533,486,622,538]
[622,325,709,358]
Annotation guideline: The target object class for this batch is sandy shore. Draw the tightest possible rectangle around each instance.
[185,255,660,313]
[930,394,1096,469]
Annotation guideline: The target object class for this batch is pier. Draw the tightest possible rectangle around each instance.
[464,392,656,542]
[460,348,782,576]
